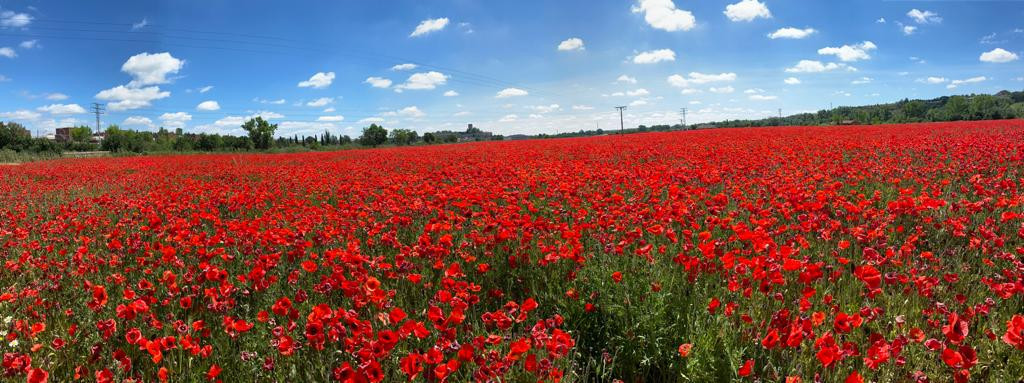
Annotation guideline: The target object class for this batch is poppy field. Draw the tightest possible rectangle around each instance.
[3,120,1024,382]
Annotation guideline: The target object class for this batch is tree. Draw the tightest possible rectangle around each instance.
[359,124,388,147]
[70,126,93,143]
[0,121,31,150]
[241,117,277,150]
[389,128,418,146]
[423,132,436,143]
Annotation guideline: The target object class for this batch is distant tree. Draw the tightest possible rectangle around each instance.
[339,135,352,145]
[944,96,969,120]
[70,126,93,142]
[241,117,277,150]
[389,128,418,146]
[423,132,436,143]
[359,124,388,147]
[0,121,31,150]
[465,125,482,134]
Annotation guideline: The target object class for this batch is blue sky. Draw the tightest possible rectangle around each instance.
[0,0,1021,137]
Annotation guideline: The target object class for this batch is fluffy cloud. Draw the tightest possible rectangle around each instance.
[95,85,170,111]
[46,93,68,101]
[0,47,15,58]
[572,105,594,111]
[395,71,448,91]
[557,37,585,51]
[979,48,1018,63]
[629,99,648,107]
[122,116,156,129]
[397,106,425,118]
[122,52,184,86]
[499,114,518,122]
[919,77,947,84]
[255,98,286,105]
[818,41,876,62]
[37,104,86,114]
[298,72,335,89]
[709,86,734,94]
[317,115,345,122]
[0,10,32,28]
[19,40,37,49]
[132,18,148,30]
[159,112,192,129]
[785,60,853,73]
[633,49,675,64]
[724,0,771,22]
[306,97,333,107]
[749,94,777,101]
[947,76,986,89]
[626,88,649,97]
[767,27,816,39]
[528,104,561,113]
[0,110,40,120]
[410,18,449,37]
[902,26,917,35]
[667,72,737,88]
[784,77,801,85]
[443,90,459,97]
[196,100,220,111]
[496,88,529,98]
[391,63,417,71]
[616,75,638,84]
[631,0,696,32]
[365,76,393,88]
[907,9,941,24]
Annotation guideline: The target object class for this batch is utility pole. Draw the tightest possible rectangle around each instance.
[679,107,687,129]
[91,103,105,132]
[615,106,627,133]
[778,108,782,119]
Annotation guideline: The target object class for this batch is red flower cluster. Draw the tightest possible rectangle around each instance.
[1,121,1024,381]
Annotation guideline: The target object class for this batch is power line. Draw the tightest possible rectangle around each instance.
[91,103,105,132]
[614,106,627,133]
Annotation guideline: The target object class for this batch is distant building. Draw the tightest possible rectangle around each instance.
[55,127,73,142]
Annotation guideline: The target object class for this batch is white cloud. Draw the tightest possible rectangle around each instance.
[358,117,385,124]
[198,85,213,93]
[903,25,917,35]
[323,107,335,113]
[851,76,873,85]
[920,77,947,84]
[395,71,448,91]
[255,98,286,105]
[45,93,68,101]
[633,49,675,64]
[572,105,594,111]
[979,48,1018,63]
[876,18,886,24]
[0,47,15,58]
[37,103,86,114]
[298,71,335,89]
[443,90,459,97]
[680,88,701,95]
[399,107,425,118]
[496,88,529,98]
[0,110,40,120]
[528,104,561,113]
[631,0,696,32]
[391,63,417,71]
[196,100,220,111]
[318,115,345,122]
[0,10,32,28]
[667,72,737,88]
[122,52,184,86]
[132,18,148,30]
[558,37,585,51]
[818,41,876,62]
[306,97,333,107]
[626,88,650,97]
[629,99,648,107]
[786,60,852,73]
[744,88,764,94]
[616,75,638,84]
[95,85,170,111]
[365,76,393,88]
[18,40,37,49]
[724,0,771,22]
[947,76,986,89]
[709,86,734,94]
[749,94,777,101]
[410,18,449,37]
[767,27,816,39]
[499,114,518,122]
[784,77,801,85]
[159,112,192,129]
[123,116,155,129]
[907,9,941,24]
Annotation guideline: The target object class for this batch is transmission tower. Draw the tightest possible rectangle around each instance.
[91,103,105,132]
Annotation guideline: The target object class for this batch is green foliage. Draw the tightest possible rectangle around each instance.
[359,124,388,147]
[389,128,419,146]
[241,117,278,149]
